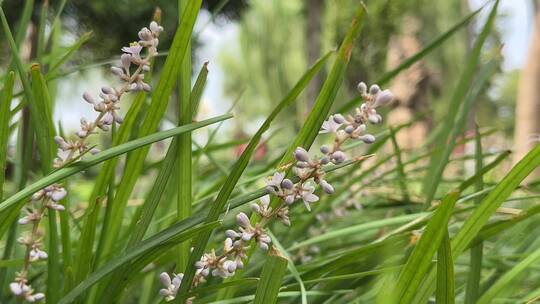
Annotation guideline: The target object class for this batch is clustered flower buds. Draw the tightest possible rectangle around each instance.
[11,21,163,302]
[159,82,393,302]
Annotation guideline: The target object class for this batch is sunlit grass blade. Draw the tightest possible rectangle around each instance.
[95,0,203,267]
[422,0,500,207]
[0,114,232,214]
[465,124,485,304]
[253,248,289,304]
[0,71,14,201]
[393,190,460,304]
[175,51,333,300]
[436,231,455,304]
[45,31,93,79]
[476,244,540,304]
[73,91,146,286]
[58,221,221,304]
[177,0,193,272]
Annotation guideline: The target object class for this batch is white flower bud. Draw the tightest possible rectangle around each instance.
[259,242,269,251]
[111,66,124,76]
[357,82,367,94]
[236,212,251,228]
[51,188,67,202]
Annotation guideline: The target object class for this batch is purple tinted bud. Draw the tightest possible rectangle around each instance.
[83,92,95,104]
[345,125,355,134]
[332,151,346,164]
[360,134,376,144]
[101,86,114,94]
[333,114,345,124]
[111,66,124,76]
[369,84,380,95]
[294,147,310,162]
[281,179,294,190]
[320,145,330,154]
[236,212,251,228]
[320,180,335,194]
[373,89,394,108]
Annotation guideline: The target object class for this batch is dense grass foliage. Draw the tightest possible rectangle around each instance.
[1,0,540,303]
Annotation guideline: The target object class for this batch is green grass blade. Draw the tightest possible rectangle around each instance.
[465,124,485,304]
[30,64,56,173]
[57,221,220,304]
[422,0,499,207]
[0,71,15,201]
[253,248,289,304]
[436,231,455,304]
[73,91,146,286]
[95,0,203,266]
[191,62,208,116]
[177,0,193,272]
[0,114,232,214]
[175,51,333,300]
[268,231,307,304]
[477,245,540,304]
[393,190,460,304]
[46,31,93,79]
[46,210,61,303]
[337,5,484,113]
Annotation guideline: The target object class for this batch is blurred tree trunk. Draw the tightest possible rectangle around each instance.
[306,0,323,107]
[514,2,540,169]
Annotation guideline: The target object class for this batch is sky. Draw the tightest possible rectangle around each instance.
[53,1,535,132]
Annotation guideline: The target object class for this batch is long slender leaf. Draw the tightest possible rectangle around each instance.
[253,248,289,304]
[393,190,460,303]
[436,231,455,304]
[0,114,232,214]
[96,0,203,266]
[422,0,499,207]
[175,51,333,300]
[0,71,15,201]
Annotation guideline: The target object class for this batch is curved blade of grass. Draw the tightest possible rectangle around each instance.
[174,50,333,300]
[0,71,14,201]
[465,124,485,304]
[57,221,220,304]
[73,91,147,286]
[393,190,460,304]
[268,230,307,304]
[289,212,425,250]
[95,0,203,266]
[0,114,232,213]
[253,248,289,304]
[477,245,540,304]
[414,143,540,303]
[337,4,484,113]
[436,231,455,304]
[45,31,93,79]
[177,0,194,272]
[422,0,499,207]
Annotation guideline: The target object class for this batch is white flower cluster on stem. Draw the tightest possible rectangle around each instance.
[159,82,394,302]
[10,21,163,303]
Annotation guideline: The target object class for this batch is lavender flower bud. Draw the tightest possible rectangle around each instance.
[369,84,380,95]
[225,229,239,238]
[259,242,269,251]
[83,92,96,104]
[345,125,355,134]
[359,134,376,144]
[294,147,310,162]
[333,114,345,124]
[368,113,382,124]
[251,203,261,213]
[320,145,330,154]
[320,156,329,165]
[236,212,251,228]
[51,188,67,202]
[90,148,100,155]
[331,151,346,164]
[121,54,132,71]
[101,86,115,94]
[111,66,124,76]
[320,180,335,194]
[281,179,294,190]
[159,272,171,286]
[142,82,152,92]
[295,161,310,168]
[373,89,394,108]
